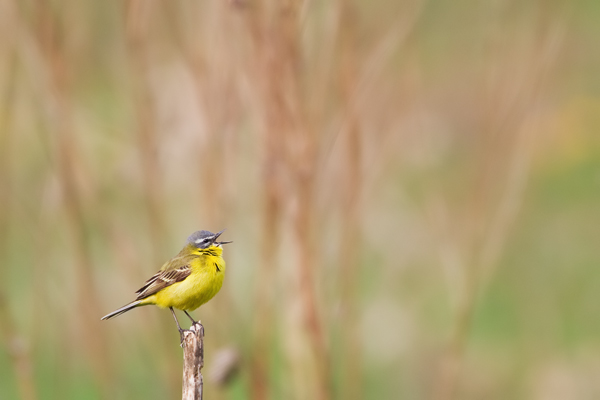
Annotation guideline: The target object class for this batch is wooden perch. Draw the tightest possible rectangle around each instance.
[181,322,204,400]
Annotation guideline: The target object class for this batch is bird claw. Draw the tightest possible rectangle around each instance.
[179,321,205,347]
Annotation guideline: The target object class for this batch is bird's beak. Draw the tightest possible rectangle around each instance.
[211,229,231,245]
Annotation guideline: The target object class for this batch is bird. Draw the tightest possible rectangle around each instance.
[101,229,231,337]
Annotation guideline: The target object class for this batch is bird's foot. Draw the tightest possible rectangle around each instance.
[179,328,185,346]
[183,310,198,325]
[179,322,204,347]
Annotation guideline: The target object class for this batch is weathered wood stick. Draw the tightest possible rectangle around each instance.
[182,322,204,400]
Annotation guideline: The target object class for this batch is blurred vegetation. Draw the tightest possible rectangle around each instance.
[0,0,599,399]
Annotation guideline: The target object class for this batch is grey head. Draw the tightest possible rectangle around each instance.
[187,229,230,249]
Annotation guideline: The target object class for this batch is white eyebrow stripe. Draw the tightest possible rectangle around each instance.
[195,239,203,243]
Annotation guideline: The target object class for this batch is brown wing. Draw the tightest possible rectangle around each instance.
[135,265,191,300]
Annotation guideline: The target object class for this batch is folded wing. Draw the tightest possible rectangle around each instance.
[135,264,192,300]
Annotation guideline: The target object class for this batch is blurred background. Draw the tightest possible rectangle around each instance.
[0,1,599,399]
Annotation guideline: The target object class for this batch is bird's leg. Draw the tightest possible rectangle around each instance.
[170,307,185,343]
[183,310,197,325]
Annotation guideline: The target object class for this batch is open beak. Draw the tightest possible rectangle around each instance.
[211,229,232,245]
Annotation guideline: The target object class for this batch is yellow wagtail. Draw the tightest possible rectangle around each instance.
[101,230,231,336]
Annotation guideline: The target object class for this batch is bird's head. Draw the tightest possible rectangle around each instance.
[187,229,232,250]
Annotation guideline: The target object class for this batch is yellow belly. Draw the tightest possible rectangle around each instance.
[150,257,225,311]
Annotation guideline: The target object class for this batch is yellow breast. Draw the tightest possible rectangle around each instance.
[152,252,225,311]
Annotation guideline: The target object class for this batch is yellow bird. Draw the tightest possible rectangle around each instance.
[101,230,230,335]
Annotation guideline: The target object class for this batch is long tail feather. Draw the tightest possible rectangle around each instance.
[101,300,143,320]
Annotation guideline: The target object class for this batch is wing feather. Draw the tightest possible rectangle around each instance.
[135,256,194,300]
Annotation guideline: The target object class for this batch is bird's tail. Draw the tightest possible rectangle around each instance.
[101,300,144,320]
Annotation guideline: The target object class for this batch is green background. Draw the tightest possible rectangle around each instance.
[1,1,599,399]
